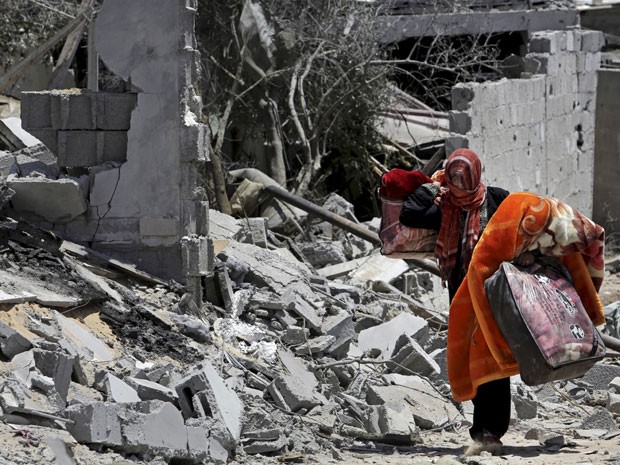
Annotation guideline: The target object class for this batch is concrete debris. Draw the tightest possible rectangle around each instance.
[0,210,618,464]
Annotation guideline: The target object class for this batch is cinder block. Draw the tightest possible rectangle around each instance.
[524,54,549,75]
[33,349,75,401]
[20,92,52,129]
[65,401,124,445]
[51,92,97,130]
[174,362,243,440]
[57,131,127,167]
[445,136,468,155]
[448,111,471,134]
[451,84,475,111]
[57,131,98,166]
[99,131,128,163]
[97,92,137,130]
[140,217,179,237]
[180,123,210,162]
[181,235,214,276]
[529,33,557,54]
[580,30,605,53]
[27,129,58,155]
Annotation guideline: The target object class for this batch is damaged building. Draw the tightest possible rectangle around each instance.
[0,0,619,464]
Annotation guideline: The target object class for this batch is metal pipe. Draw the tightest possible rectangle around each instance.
[263,184,440,276]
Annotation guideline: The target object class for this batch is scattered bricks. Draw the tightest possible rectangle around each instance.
[607,392,620,415]
[175,362,243,441]
[51,92,97,130]
[20,92,53,130]
[126,377,179,403]
[357,312,428,360]
[181,235,214,276]
[65,401,125,446]
[139,217,179,237]
[580,30,605,53]
[0,322,32,359]
[33,349,75,402]
[102,373,141,403]
[451,84,475,111]
[388,334,440,377]
[268,374,325,413]
[97,92,137,130]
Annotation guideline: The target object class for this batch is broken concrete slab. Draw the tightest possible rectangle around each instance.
[56,313,117,363]
[102,373,141,403]
[0,322,32,359]
[356,312,429,360]
[389,333,440,377]
[126,376,178,403]
[6,174,87,223]
[371,374,461,430]
[347,254,410,285]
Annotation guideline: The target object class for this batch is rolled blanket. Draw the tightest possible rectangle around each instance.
[380,168,433,199]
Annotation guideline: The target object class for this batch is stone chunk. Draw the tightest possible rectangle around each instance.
[174,362,243,441]
[0,322,32,359]
[389,334,440,377]
[126,376,178,403]
[102,373,141,403]
[369,374,460,430]
[66,401,124,446]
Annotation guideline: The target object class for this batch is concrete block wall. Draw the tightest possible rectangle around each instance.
[593,69,620,235]
[448,28,603,216]
[16,0,211,284]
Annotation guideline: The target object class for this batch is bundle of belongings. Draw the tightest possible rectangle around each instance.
[448,193,606,399]
[378,168,437,258]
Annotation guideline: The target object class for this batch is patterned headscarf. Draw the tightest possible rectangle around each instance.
[435,149,486,284]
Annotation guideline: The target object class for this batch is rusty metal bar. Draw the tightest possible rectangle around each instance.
[263,184,440,276]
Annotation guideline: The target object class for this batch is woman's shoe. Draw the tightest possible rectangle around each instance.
[464,431,503,456]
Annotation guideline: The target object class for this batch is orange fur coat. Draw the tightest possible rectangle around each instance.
[447,192,606,401]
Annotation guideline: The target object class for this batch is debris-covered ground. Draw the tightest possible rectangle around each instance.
[1,200,620,465]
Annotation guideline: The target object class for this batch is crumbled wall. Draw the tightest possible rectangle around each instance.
[18,0,211,283]
[448,29,604,216]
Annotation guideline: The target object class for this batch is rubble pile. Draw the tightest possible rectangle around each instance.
[0,193,620,464]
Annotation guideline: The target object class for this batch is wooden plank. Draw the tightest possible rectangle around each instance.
[48,0,95,89]
[0,3,94,94]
